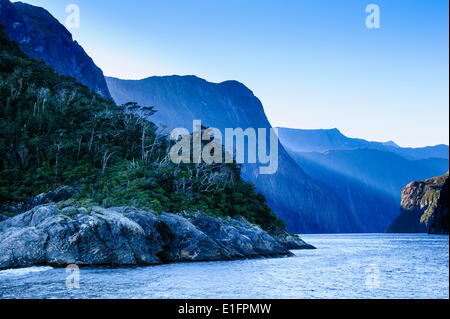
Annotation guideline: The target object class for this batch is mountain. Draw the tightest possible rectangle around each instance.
[106,76,357,233]
[278,127,449,232]
[0,0,111,98]
[277,128,449,160]
[0,24,287,236]
[288,148,449,232]
[0,26,316,270]
[1,0,345,234]
[387,173,449,234]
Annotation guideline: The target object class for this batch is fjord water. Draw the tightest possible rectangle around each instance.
[0,234,448,299]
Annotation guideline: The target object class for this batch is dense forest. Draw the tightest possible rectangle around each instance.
[0,26,284,232]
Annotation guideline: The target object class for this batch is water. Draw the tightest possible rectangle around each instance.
[0,234,448,299]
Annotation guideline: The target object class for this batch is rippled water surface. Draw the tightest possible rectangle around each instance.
[0,234,448,299]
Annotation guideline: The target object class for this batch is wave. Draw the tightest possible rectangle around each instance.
[0,266,54,277]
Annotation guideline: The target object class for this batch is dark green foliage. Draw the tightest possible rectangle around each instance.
[0,26,284,232]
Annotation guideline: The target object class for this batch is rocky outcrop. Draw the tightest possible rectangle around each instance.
[428,177,449,234]
[387,173,449,234]
[0,0,111,98]
[269,229,315,250]
[0,205,314,270]
[0,186,75,216]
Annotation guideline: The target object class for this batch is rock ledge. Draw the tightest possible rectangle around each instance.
[0,205,314,270]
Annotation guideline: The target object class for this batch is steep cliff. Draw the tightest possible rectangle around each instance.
[0,25,286,236]
[0,25,317,268]
[387,173,449,234]
[428,177,449,234]
[106,76,356,233]
[0,0,111,98]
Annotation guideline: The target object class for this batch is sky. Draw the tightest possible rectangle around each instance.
[15,0,449,147]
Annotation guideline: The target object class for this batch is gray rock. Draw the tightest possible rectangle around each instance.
[186,213,293,257]
[0,205,306,270]
[273,232,316,250]
[0,227,48,269]
[158,213,226,262]
[0,205,164,269]
[0,186,75,216]
[30,186,75,208]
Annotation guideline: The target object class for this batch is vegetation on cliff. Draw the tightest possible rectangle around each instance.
[0,26,284,232]
[428,176,449,234]
[387,173,449,234]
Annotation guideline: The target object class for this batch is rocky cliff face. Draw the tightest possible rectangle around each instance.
[387,173,449,234]
[428,177,449,234]
[0,0,111,98]
[0,204,313,270]
[106,76,356,234]
[278,127,449,160]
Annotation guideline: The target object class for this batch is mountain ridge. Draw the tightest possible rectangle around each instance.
[284,134,448,232]
[0,23,288,235]
[277,127,449,160]
[0,0,111,98]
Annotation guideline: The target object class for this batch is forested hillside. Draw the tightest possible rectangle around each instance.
[0,26,283,232]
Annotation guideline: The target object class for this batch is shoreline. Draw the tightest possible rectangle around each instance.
[0,205,314,270]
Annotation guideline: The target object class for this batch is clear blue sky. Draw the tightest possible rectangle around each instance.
[16,0,449,147]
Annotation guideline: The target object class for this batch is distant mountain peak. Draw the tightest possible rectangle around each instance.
[329,127,342,133]
[219,79,249,89]
[382,140,400,148]
[278,127,449,160]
